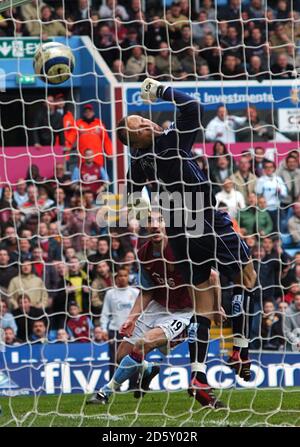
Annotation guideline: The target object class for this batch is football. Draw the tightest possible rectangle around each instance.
[33,42,75,84]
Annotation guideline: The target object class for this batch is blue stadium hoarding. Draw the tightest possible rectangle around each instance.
[124,80,300,113]
[0,342,300,396]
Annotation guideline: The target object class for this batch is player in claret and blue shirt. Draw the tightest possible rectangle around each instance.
[87,211,224,408]
[116,79,257,385]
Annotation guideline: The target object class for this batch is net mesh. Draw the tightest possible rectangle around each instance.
[0,0,300,427]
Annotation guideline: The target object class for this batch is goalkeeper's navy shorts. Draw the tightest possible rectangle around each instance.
[167,222,251,286]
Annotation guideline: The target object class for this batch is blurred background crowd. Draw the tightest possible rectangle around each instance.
[0,0,300,81]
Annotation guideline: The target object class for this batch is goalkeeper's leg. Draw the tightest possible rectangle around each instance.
[188,271,225,409]
[227,262,256,382]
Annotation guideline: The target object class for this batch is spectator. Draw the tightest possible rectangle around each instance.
[269,22,293,56]
[125,46,146,82]
[181,47,206,76]
[100,267,139,379]
[121,27,141,63]
[88,237,110,277]
[32,96,64,147]
[27,5,67,38]
[221,54,245,80]
[146,56,159,79]
[199,34,221,74]
[197,63,212,80]
[0,226,18,262]
[4,327,21,346]
[56,328,70,343]
[218,0,241,24]
[95,24,119,67]
[91,261,113,322]
[210,155,234,194]
[202,0,216,20]
[246,27,267,62]
[0,185,17,225]
[166,1,189,40]
[284,292,300,351]
[253,146,265,177]
[247,55,267,82]
[12,294,44,341]
[246,0,265,19]
[172,24,193,60]
[0,249,18,296]
[271,52,294,79]
[205,105,246,144]
[112,59,126,81]
[20,0,45,35]
[99,0,129,21]
[0,299,17,334]
[155,42,185,81]
[238,193,273,237]
[36,222,61,261]
[221,25,243,61]
[92,326,104,343]
[65,256,89,313]
[230,155,257,204]
[7,260,49,310]
[144,17,167,53]
[30,319,54,343]
[261,300,282,350]
[123,250,139,285]
[256,160,288,231]
[67,302,93,342]
[283,282,300,305]
[76,103,113,168]
[13,179,28,208]
[192,10,216,44]
[279,154,300,207]
[215,178,246,219]
[288,203,300,246]
[252,244,281,302]
[72,148,109,197]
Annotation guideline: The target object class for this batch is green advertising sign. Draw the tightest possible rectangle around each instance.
[0,39,49,59]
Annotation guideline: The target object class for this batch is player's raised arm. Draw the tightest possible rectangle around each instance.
[141,78,202,132]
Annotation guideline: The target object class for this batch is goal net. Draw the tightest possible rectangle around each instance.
[0,0,300,428]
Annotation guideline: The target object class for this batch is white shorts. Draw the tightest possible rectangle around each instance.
[124,300,193,345]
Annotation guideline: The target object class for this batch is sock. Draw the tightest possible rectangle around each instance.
[141,360,153,377]
[110,354,143,389]
[188,315,211,383]
[232,287,253,358]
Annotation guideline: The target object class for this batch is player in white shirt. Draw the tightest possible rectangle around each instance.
[215,178,246,218]
[205,105,247,144]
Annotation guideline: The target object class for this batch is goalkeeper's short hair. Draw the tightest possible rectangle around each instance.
[117,117,129,146]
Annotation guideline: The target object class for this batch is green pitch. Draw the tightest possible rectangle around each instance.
[1,388,300,427]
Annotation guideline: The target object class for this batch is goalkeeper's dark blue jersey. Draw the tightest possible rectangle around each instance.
[128,87,231,232]
[128,87,250,284]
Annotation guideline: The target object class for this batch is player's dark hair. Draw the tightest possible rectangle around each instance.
[117,117,129,146]
[263,160,276,169]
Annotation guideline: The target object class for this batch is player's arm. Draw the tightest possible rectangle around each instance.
[141,77,201,132]
[119,290,153,337]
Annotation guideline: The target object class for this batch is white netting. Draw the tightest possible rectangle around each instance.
[0,0,300,428]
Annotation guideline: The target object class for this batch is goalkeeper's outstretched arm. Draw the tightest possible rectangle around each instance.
[141,78,202,132]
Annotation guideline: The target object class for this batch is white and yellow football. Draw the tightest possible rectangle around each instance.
[33,42,75,85]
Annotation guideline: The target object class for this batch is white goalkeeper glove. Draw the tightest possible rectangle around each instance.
[141,78,165,103]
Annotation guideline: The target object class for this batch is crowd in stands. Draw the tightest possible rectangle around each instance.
[0,0,300,81]
[0,121,300,351]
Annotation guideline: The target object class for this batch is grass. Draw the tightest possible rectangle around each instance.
[1,387,300,427]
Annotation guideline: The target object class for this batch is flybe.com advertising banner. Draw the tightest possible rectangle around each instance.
[0,342,300,396]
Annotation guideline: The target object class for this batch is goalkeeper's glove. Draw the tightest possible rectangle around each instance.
[140,78,165,102]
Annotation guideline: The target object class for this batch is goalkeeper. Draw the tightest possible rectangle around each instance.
[117,79,257,382]
[87,210,224,408]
